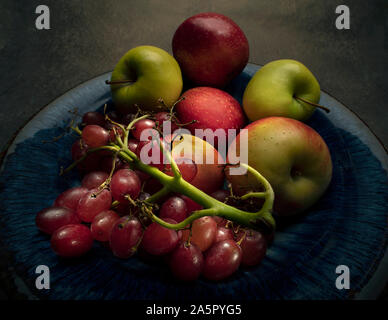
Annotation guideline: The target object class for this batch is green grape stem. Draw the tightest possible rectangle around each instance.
[63,114,276,232]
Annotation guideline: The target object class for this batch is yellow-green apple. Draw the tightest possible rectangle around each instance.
[136,132,225,194]
[171,134,225,194]
[226,117,332,216]
[108,46,183,114]
[175,87,246,148]
[243,59,324,122]
[172,12,249,88]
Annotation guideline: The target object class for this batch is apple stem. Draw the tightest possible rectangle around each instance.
[294,96,330,113]
[105,79,135,85]
[176,119,197,127]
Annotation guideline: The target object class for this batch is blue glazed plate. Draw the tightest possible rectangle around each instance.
[0,63,387,300]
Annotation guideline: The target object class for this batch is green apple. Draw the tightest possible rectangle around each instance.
[243,59,324,122]
[108,46,183,114]
[226,117,332,216]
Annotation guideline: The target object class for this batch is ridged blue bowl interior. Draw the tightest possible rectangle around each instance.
[0,64,387,300]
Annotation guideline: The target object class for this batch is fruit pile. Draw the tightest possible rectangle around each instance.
[36,12,333,282]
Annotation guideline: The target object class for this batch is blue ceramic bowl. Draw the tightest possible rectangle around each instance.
[0,64,387,300]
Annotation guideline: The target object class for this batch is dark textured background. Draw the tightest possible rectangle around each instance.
[0,0,386,299]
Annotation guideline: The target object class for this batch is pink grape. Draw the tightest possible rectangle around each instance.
[236,229,267,267]
[168,242,204,281]
[82,125,110,148]
[141,218,179,256]
[77,188,112,223]
[91,210,120,242]
[54,187,89,211]
[109,216,143,258]
[214,226,234,243]
[82,111,106,127]
[36,206,81,235]
[81,171,109,189]
[159,196,188,223]
[110,169,141,203]
[181,216,217,252]
[203,239,242,281]
[132,119,156,140]
[51,224,93,258]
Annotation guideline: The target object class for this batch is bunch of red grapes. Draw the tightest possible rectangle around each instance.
[35,109,270,281]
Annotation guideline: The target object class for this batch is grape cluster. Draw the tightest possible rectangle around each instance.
[35,109,272,281]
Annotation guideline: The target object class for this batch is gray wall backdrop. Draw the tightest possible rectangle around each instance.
[0,0,387,150]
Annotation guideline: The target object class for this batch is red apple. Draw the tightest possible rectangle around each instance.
[226,117,332,216]
[176,87,246,148]
[172,12,249,87]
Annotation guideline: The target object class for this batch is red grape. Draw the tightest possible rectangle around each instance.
[77,188,112,223]
[236,229,267,267]
[113,202,131,215]
[82,125,110,148]
[203,239,242,281]
[180,195,202,214]
[82,112,106,127]
[210,190,229,203]
[216,218,232,228]
[141,218,179,256]
[100,156,130,174]
[121,113,136,126]
[155,112,179,133]
[54,187,89,211]
[127,139,139,153]
[159,196,188,223]
[143,178,163,194]
[110,169,141,203]
[91,210,120,242]
[168,242,203,281]
[51,224,93,258]
[36,206,80,235]
[181,216,217,252]
[213,216,226,225]
[106,110,121,123]
[109,216,143,258]
[134,169,150,182]
[214,226,234,243]
[108,125,125,142]
[81,171,109,189]
[71,139,101,172]
[132,119,156,141]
